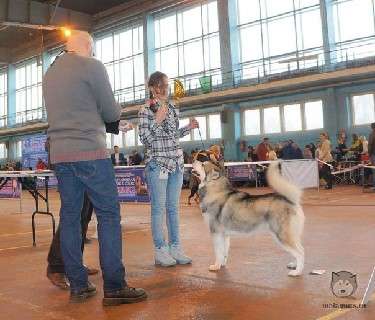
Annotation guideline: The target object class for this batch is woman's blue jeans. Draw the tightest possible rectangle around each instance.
[145,161,183,249]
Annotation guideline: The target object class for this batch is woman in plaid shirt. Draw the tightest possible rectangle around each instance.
[139,71,199,267]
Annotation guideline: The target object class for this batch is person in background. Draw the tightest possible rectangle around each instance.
[267,145,278,161]
[360,136,368,155]
[139,71,198,267]
[130,150,143,165]
[247,146,257,162]
[36,158,48,170]
[111,145,127,166]
[256,138,269,161]
[368,123,375,189]
[318,133,333,189]
[43,30,146,305]
[281,140,295,160]
[336,135,347,162]
[291,142,303,159]
[303,145,313,159]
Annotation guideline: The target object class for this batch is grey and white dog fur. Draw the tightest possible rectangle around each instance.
[192,159,305,277]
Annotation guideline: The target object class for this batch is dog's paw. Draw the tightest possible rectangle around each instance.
[287,262,297,270]
[209,264,221,272]
[288,270,303,277]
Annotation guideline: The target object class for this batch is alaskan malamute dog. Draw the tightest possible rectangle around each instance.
[192,153,305,277]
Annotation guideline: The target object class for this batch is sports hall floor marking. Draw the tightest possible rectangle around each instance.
[316,293,375,320]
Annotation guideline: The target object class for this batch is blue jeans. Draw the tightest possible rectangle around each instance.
[145,161,183,249]
[54,159,126,292]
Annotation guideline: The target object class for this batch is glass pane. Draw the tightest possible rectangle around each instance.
[295,0,319,9]
[133,54,144,86]
[240,24,263,62]
[266,16,296,56]
[106,133,112,149]
[335,0,374,43]
[204,35,221,70]
[133,26,144,54]
[263,106,281,133]
[284,104,302,131]
[16,67,25,89]
[179,118,191,141]
[263,0,294,18]
[193,116,207,140]
[159,47,179,78]
[101,36,114,63]
[125,129,136,147]
[352,94,375,125]
[158,14,177,47]
[95,40,102,61]
[119,30,133,59]
[120,60,133,89]
[184,40,204,74]
[105,64,115,90]
[182,6,202,41]
[244,109,261,135]
[238,0,260,24]
[208,1,219,33]
[113,133,123,148]
[209,114,222,139]
[305,100,324,130]
[297,9,323,50]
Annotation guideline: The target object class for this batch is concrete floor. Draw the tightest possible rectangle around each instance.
[1,186,375,320]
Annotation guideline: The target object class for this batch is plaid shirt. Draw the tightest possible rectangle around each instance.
[138,103,190,173]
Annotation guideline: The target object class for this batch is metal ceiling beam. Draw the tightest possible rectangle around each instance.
[0,0,93,30]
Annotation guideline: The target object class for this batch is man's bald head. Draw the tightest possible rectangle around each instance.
[66,30,94,58]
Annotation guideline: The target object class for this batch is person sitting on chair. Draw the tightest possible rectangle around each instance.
[111,145,126,166]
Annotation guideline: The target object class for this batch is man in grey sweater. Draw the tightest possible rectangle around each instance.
[43,30,146,305]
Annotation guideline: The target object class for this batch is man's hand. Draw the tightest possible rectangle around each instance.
[119,120,133,132]
[189,118,199,130]
[155,104,168,124]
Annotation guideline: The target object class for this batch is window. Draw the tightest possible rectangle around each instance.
[15,141,22,158]
[263,107,281,134]
[208,114,222,139]
[179,118,191,141]
[193,116,207,141]
[15,59,43,124]
[305,100,324,130]
[179,113,222,142]
[333,0,375,61]
[352,94,375,125]
[284,104,302,131]
[106,133,112,149]
[0,71,7,127]
[125,129,136,147]
[237,0,323,79]
[113,133,123,148]
[244,99,323,135]
[95,24,145,104]
[154,1,221,91]
[244,109,261,135]
[0,142,7,159]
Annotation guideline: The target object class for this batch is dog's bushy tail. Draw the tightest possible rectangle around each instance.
[266,162,302,205]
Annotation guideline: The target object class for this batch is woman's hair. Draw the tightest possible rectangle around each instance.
[148,71,167,89]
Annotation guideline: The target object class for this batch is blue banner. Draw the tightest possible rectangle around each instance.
[226,164,257,182]
[115,167,149,202]
[22,134,48,170]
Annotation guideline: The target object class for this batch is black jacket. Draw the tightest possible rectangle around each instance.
[111,153,127,166]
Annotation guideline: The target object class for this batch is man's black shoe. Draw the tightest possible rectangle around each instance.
[70,281,97,303]
[103,287,147,306]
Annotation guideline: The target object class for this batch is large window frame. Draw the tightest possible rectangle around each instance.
[351,92,375,126]
[332,0,375,62]
[15,58,43,124]
[95,23,145,104]
[242,99,324,136]
[179,113,222,142]
[153,0,221,92]
[236,0,324,80]
[0,70,7,128]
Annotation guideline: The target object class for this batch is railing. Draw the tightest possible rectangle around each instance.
[0,108,47,130]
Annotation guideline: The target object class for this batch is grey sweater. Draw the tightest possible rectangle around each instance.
[43,53,120,164]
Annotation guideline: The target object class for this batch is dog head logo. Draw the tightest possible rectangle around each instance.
[331,271,358,298]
